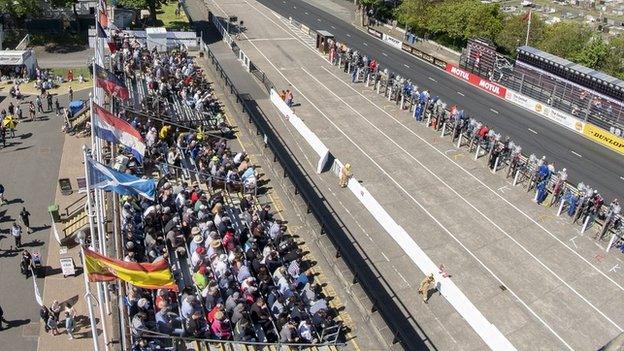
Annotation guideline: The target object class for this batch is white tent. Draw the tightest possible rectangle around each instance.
[0,49,37,77]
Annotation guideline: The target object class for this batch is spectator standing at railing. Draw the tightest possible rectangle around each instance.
[597,199,621,241]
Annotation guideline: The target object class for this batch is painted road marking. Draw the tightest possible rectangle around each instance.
[381,252,390,262]
[457,91,465,96]
[382,52,388,57]
[331,25,336,29]
[302,67,566,349]
[428,77,437,82]
[404,64,410,68]
[363,42,368,46]
[571,150,583,158]
[528,128,538,134]
[346,33,351,37]
[621,176,624,181]
[304,11,308,14]
[317,18,321,22]
[490,108,499,114]
[317,66,624,337]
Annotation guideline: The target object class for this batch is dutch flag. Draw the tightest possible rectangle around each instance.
[92,102,145,162]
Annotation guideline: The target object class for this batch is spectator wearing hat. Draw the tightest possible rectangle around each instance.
[298,319,315,343]
[189,227,203,252]
[181,295,201,321]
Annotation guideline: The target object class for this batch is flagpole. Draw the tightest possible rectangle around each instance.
[525,9,532,46]
[89,98,112,351]
[82,145,102,351]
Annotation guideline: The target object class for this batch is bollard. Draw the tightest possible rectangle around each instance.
[557,198,565,216]
[474,144,481,160]
[456,133,462,148]
[366,73,371,86]
[607,232,617,252]
[440,122,446,137]
[387,88,392,101]
[377,81,381,94]
[492,156,500,174]
[413,105,417,119]
[426,111,431,126]
[513,169,521,186]
[400,95,405,110]
[581,215,591,234]
[533,189,540,202]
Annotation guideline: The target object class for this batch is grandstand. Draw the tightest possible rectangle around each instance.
[107,35,344,350]
[460,43,624,136]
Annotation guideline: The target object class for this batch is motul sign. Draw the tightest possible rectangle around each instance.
[445,64,507,98]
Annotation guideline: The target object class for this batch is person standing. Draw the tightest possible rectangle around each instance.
[16,105,22,120]
[40,306,50,333]
[64,312,75,339]
[0,183,4,205]
[68,86,73,102]
[50,300,62,320]
[29,101,36,121]
[418,274,435,303]
[11,222,22,249]
[47,94,53,112]
[55,99,61,116]
[35,95,44,113]
[47,314,59,336]
[20,207,31,233]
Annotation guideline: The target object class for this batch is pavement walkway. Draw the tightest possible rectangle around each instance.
[37,127,110,351]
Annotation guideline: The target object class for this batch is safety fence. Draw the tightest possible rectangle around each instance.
[318,40,623,254]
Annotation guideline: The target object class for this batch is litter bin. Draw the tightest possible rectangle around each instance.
[48,204,60,222]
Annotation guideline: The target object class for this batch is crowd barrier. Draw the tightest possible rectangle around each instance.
[318,39,623,253]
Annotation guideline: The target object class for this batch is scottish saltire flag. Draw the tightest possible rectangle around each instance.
[87,158,156,200]
[92,103,145,162]
[94,64,129,100]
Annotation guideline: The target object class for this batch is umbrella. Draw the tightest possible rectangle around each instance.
[2,115,18,129]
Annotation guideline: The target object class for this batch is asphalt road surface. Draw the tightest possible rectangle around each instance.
[0,93,70,350]
[255,0,624,202]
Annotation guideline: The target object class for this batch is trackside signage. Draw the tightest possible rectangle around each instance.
[445,64,507,98]
[582,124,624,155]
[505,90,585,134]
[382,33,403,50]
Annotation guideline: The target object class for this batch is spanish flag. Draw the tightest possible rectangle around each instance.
[83,247,178,291]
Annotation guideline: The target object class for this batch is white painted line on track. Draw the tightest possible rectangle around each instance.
[457,91,465,96]
[317,18,321,22]
[304,11,308,14]
[363,42,368,46]
[571,150,583,158]
[382,52,388,57]
[331,25,336,29]
[404,64,410,68]
[393,266,409,285]
[490,108,499,114]
[346,33,351,37]
[318,66,623,336]
[528,128,538,134]
[620,176,624,181]
[304,68,573,349]
[428,77,437,82]
[381,252,390,262]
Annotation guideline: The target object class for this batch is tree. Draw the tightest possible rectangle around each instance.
[602,35,624,79]
[395,0,442,35]
[536,21,592,59]
[495,12,545,56]
[572,37,608,70]
[0,0,40,19]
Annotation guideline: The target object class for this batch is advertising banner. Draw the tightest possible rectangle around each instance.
[367,27,382,39]
[445,64,507,98]
[504,90,585,134]
[582,124,624,154]
[382,33,403,50]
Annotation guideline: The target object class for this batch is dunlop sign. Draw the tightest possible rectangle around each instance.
[583,124,624,154]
